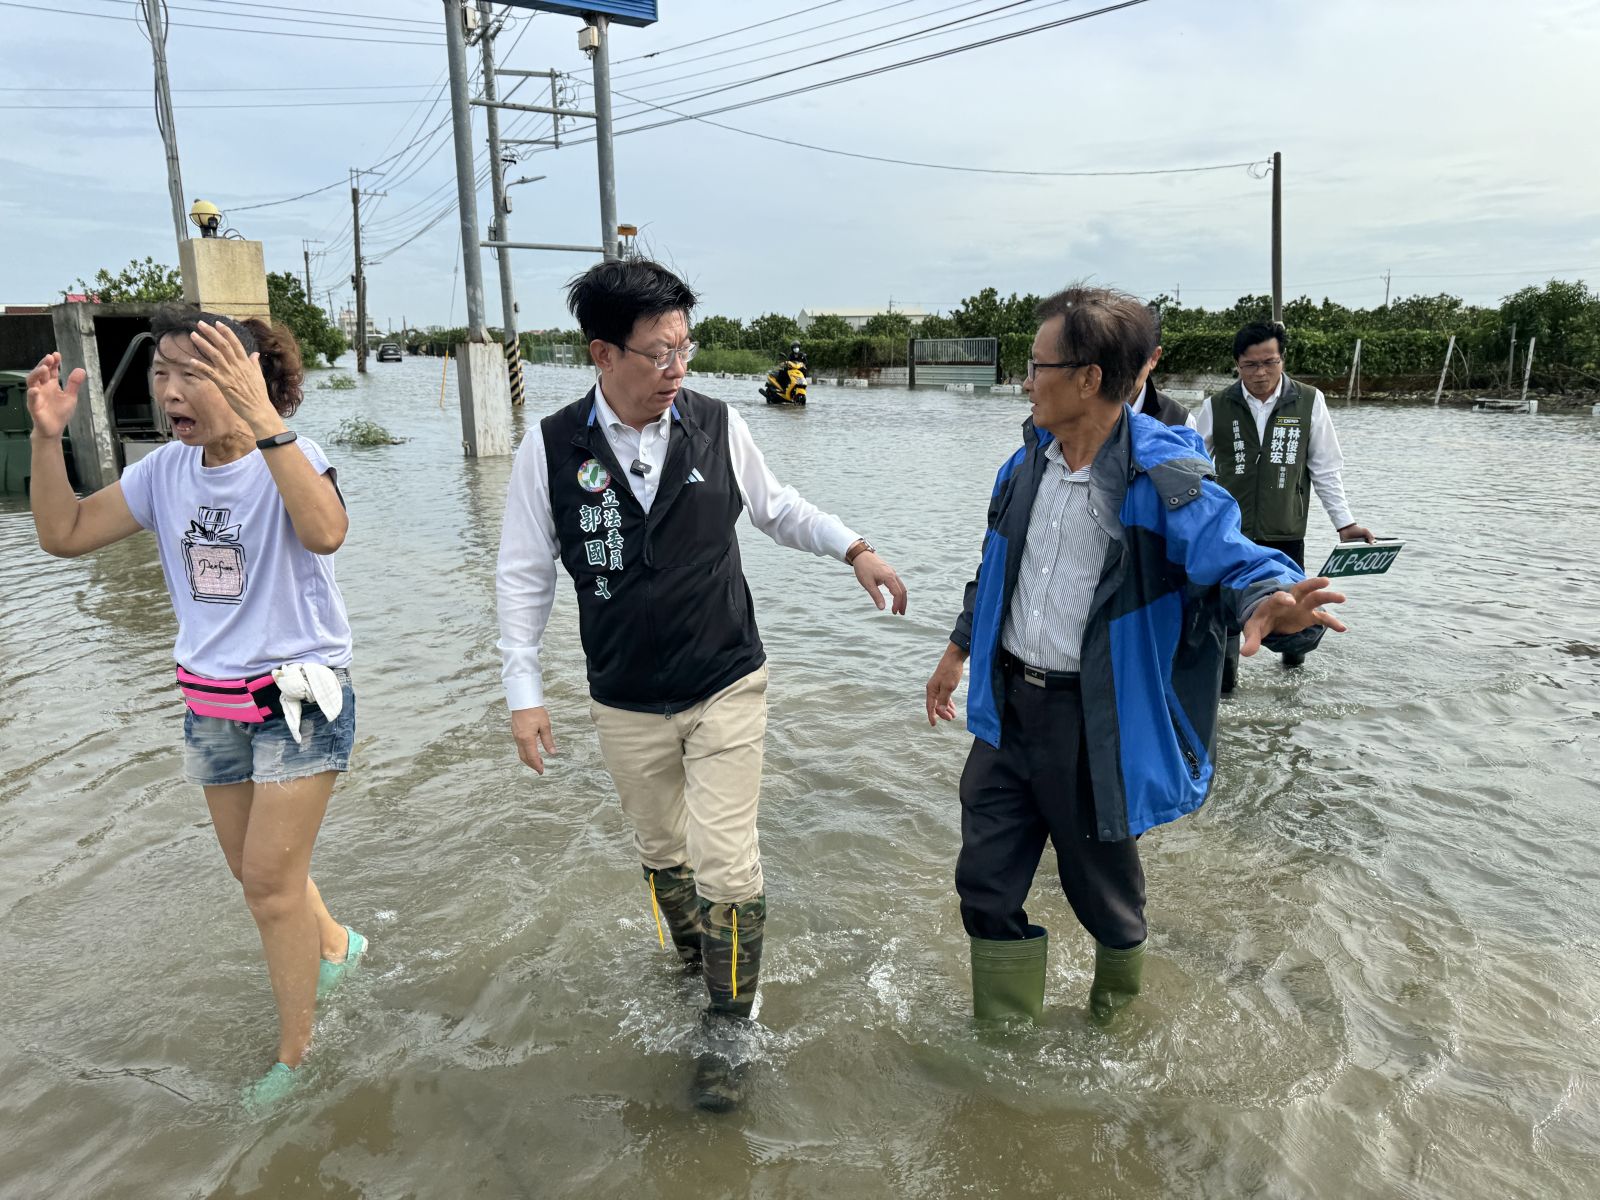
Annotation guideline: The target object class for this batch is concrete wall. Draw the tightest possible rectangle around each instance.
[50,302,119,492]
[179,239,270,320]
[913,363,998,388]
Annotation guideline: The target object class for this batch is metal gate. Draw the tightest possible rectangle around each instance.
[908,337,1000,387]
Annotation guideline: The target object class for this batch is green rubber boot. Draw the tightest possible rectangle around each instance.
[643,864,703,969]
[1088,940,1146,1027]
[969,927,1048,1024]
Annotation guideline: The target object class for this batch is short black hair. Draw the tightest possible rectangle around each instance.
[150,306,258,355]
[1034,285,1155,406]
[1146,303,1163,357]
[1234,321,1285,360]
[565,259,697,348]
[149,305,304,416]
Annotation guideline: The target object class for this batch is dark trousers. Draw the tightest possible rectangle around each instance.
[954,673,1146,949]
[1224,537,1307,686]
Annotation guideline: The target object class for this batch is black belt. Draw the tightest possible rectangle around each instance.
[999,649,1080,690]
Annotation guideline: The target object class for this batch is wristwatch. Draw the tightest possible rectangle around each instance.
[256,429,299,451]
[845,538,875,566]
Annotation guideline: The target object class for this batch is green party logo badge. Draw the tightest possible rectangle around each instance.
[577,458,611,493]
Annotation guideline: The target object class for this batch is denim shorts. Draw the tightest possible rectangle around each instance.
[182,669,356,787]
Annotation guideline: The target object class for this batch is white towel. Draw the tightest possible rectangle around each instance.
[271,663,344,745]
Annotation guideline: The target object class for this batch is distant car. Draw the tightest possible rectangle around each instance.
[376,342,402,362]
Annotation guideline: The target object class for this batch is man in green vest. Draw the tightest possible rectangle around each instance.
[1195,322,1373,691]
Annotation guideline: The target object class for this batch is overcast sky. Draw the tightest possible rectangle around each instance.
[4,0,1598,331]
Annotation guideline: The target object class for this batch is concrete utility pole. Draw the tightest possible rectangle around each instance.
[350,177,368,374]
[443,0,512,456]
[587,15,620,262]
[1383,269,1392,307]
[141,0,188,256]
[1270,149,1283,324]
[478,1,526,407]
[302,238,322,299]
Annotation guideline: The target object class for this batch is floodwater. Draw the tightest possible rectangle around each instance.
[2,359,1598,1198]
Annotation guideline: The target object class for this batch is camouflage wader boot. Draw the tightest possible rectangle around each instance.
[643,864,703,969]
[692,895,766,1113]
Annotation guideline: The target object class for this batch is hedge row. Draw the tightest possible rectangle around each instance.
[515,328,1581,388]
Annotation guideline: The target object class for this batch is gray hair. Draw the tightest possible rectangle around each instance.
[1034,285,1156,405]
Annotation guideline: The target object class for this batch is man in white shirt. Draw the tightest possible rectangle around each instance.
[923,287,1347,1029]
[1194,321,1373,689]
[495,259,906,1113]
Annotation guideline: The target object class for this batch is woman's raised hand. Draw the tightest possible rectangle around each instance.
[25,352,86,440]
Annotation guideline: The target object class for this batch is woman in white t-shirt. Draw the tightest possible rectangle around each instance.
[26,309,366,1111]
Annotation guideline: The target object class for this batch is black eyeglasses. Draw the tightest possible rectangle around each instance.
[1026,358,1089,381]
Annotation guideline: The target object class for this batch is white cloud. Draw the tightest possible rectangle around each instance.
[3,0,1598,326]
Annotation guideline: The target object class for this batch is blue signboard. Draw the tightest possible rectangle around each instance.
[500,1,657,27]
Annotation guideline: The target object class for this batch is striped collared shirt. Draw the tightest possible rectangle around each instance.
[1000,440,1109,672]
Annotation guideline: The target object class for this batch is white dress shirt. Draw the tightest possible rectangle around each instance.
[495,382,859,710]
[1194,376,1355,532]
[1000,442,1108,672]
[1131,383,1199,430]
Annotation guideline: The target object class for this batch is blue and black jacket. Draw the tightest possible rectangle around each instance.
[950,409,1323,840]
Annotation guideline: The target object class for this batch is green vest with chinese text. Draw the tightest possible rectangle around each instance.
[1210,378,1314,542]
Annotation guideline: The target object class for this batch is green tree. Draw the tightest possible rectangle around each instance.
[691,314,744,347]
[951,287,1003,338]
[72,256,183,303]
[916,312,959,339]
[1498,280,1600,383]
[803,313,853,341]
[266,271,348,368]
[1372,293,1464,330]
[862,311,913,340]
[949,288,1039,340]
[746,312,802,357]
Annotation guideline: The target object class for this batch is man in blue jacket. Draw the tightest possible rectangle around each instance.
[924,286,1348,1027]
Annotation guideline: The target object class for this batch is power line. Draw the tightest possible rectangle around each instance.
[226,16,531,238]
[613,0,856,64]
[230,179,347,213]
[1382,265,1600,280]
[50,0,444,36]
[2,83,444,93]
[611,0,931,80]
[0,0,440,44]
[590,0,1049,105]
[611,86,1263,178]
[184,0,441,27]
[1,97,483,109]
[585,0,1094,122]
[549,1,1157,150]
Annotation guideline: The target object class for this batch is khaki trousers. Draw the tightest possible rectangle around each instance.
[590,666,768,904]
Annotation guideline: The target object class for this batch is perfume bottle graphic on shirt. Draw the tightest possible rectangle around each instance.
[182,506,247,604]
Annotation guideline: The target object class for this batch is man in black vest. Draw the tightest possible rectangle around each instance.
[1195,322,1373,690]
[496,259,906,1112]
[1128,305,1197,429]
